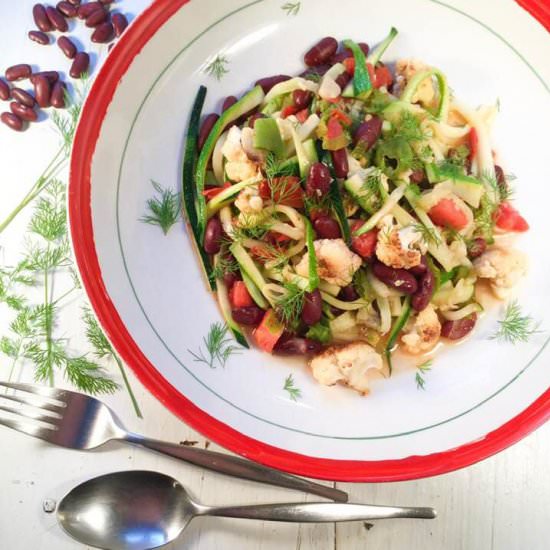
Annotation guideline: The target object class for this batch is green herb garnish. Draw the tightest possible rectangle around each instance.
[188,322,241,369]
[141,180,181,235]
[490,301,541,344]
[415,359,432,390]
[283,373,302,401]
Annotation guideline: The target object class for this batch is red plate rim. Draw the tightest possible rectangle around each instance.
[69,0,550,482]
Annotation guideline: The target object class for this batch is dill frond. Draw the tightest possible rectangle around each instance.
[283,374,302,401]
[140,180,181,235]
[415,359,432,390]
[490,301,541,344]
[188,322,241,369]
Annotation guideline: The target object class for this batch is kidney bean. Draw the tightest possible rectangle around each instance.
[223,271,240,289]
[86,7,108,27]
[50,81,66,108]
[77,2,103,19]
[1,112,24,131]
[57,1,77,17]
[301,289,322,326]
[335,71,351,90]
[67,0,81,5]
[70,52,90,78]
[372,261,418,294]
[112,13,128,37]
[248,112,266,129]
[292,89,312,110]
[313,215,341,239]
[409,168,426,185]
[330,50,352,64]
[330,148,349,179]
[5,64,32,82]
[0,78,10,101]
[58,36,77,58]
[33,75,51,108]
[468,237,487,259]
[304,37,338,67]
[92,22,115,43]
[99,0,114,4]
[306,162,331,197]
[300,64,330,80]
[33,4,52,32]
[232,306,264,326]
[353,116,382,150]
[339,285,359,302]
[28,30,50,45]
[30,71,59,84]
[11,88,35,107]
[255,74,291,94]
[10,102,37,122]
[274,334,323,355]
[409,255,428,277]
[197,113,219,151]
[411,269,434,312]
[441,314,477,340]
[222,95,237,112]
[203,217,223,254]
[46,6,68,32]
[493,164,510,196]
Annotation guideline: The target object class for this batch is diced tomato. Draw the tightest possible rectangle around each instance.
[343,57,355,75]
[350,220,378,259]
[295,108,309,123]
[267,231,291,244]
[324,97,340,104]
[327,116,344,140]
[202,182,231,201]
[259,176,304,208]
[281,105,299,119]
[428,198,469,230]
[229,281,254,308]
[330,109,352,127]
[494,201,529,232]
[374,65,393,89]
[468,128,478,163]
[254,309,285,353]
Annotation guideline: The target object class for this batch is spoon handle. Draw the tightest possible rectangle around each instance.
[203,502,437,522]
[123,432,348,502]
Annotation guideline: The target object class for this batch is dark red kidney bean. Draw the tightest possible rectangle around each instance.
[46,7,68,32]
[28,30,50,45]
[5,64,32,82]
[372,261,418,294]
[70,52,90,78]
[335,71,351,90]
[58,36,77,58]
[301,289,322,326]
[300,64,330,80]
[112,13,128,37]
[50,81,66,108]
[231,306,264,326]
[0,78,10,101]
[441,314,477,340]
[274,334,322,355]
[306,162,331,197]
[33,4,52,32]
[77,2,103,18]
[198,113,219,151]
[92,22,115,43]
[33,75,51,108]
[222,95,237,112]
[292,89,312,110]
[67,0,81,5]
[11,88,35,107]
[10,102,38,122]
[339,285,359,302]
[313,215,341,239]
[344,42,369,57]
[409,168,426,185]
[255,74,291,94]
[1,112,24,131]
[30,71,59,84]
[353,116,383,149]
[304,37,338,67]
[409,255,428,277]
[203,217,223,254]
[411,269,435,312]
[248,112,266,128]
[86,7,108,27]
[330,50,352,64]
[57,1,77,17]
[330,148,349,179]
[494,164,509,195]
[223,271,240,289]
[99,0,114,4]
[468,237,487,259]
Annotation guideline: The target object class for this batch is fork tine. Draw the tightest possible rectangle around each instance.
[0,381,67,402]
[0,403,60,423]
[0,414,57,443]
[0,390,65,413]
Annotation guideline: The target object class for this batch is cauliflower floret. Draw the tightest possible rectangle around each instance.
[234,185,263,214]
[401,304,441,354]
[376,226,423,269]
[395,58,435,106]
[309,342,383,394]
[221,126,259,182]
[240,126,265,162]
[295,239,362,287]
[473,247,527,299]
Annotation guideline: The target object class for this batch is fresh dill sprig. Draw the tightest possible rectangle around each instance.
[392,111,429,143]
[211,253,240,281]
[283,373,302,401]
[281,2,301,16]
[276,282,306,326]
[205,54,229,81]
[413,222,442,246]
[490,301,541,344]
[141,180,181,235]
[415,359,432,390]
[188,322,241,369]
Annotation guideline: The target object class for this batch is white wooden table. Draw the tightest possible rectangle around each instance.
[1,2,550,549]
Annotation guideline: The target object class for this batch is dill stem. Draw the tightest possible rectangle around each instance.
[52,285,78,306]
[113,353,142,418]
[43,262,54,386]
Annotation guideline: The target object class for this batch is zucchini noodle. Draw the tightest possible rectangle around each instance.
[321,292,369,311]
[441,302,483,321]
[377,297,392,335]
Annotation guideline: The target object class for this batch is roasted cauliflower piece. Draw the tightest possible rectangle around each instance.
[295,239,362,287]
[234,185,263,214]
[401,304,441,354]
[376,224,424,269]
[221,126,259,182]
[395,58,436,106]
[309,342,383,394]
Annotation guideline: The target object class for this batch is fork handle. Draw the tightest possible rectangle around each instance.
[123,432,347,502]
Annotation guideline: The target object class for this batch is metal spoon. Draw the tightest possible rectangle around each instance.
[57,471,436,550]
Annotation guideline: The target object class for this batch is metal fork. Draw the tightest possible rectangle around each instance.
[0,381,347,502]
